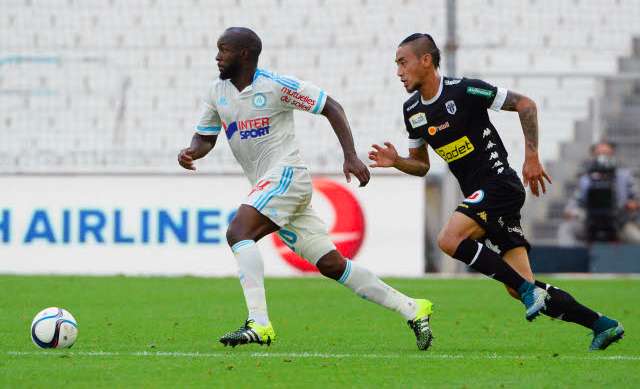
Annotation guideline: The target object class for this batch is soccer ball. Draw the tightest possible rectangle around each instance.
[30,307,78,349]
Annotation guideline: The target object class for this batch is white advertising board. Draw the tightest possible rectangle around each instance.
[0,175,424,276]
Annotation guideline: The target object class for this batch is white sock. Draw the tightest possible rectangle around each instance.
[231,240,270,326]
[338,259,418,320]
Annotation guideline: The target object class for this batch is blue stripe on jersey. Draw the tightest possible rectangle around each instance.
[253,167,294,211]
[196,125,221,135]
[254,68,300,91]
[312,90,326,114]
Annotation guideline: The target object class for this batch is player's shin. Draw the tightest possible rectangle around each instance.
[338,259,418,320]
[453,239,530,291]
[231,240,270,326]
[535,281,601,329]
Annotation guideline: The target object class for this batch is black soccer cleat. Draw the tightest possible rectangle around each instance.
[219,319,276,348]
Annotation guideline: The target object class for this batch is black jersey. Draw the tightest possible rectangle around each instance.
[403,76,516,196]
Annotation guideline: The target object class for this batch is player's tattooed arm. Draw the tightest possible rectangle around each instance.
[501,90,552,196]
[369,143,430,177]
[321,96,371,186]
[178,133,217,171]
[501,91,538,155]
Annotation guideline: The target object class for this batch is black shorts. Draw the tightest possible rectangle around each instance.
[455,174,530,255]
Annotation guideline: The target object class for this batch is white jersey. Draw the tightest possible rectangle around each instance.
[195,68,328,184]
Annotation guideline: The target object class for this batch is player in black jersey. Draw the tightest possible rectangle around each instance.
[369,33,623,350]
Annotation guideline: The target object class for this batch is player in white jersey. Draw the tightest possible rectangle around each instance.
[178,27,434,350]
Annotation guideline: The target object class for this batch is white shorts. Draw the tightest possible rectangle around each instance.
[243,165,336,264]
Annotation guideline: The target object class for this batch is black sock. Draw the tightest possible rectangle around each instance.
[535,281,600,329]
[452,239,528,291]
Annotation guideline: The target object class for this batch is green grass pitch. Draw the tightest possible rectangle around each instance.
[1,275,638,388]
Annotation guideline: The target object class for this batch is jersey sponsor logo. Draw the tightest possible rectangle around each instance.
[427,121,450,136]
[223,121,238,140]
[280,86,316,111]
[444,78,462,85]
[445,100,457,115]
[406,99,419,111]
[507,225,524,236]
[434,136,475,163]
[409,112,427,128]
[224,117,271,140]
[466,86,495,98]
[252,93,267,108]
[464,190,485,204]
[272,178,365,273]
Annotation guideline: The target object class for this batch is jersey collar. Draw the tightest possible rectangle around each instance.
[420,74,444,106]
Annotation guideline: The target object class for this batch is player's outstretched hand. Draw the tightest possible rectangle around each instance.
[178,148,197,171]
[522,155,552,197]
[368,142,398,168]
[343,156,370,187]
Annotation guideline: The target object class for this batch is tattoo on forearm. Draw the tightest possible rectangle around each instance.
[520,105,538,153]
[502,91,538,153]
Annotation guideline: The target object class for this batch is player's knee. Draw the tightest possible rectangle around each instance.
[316,251,346,280]
[437,230,463,256]
[226,225,250,247]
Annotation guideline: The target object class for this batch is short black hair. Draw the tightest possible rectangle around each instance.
[399,33,440,69]
[224,27,262,63]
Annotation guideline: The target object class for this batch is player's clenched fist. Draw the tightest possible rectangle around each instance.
[368,142,398,168]
[178,148,197,170]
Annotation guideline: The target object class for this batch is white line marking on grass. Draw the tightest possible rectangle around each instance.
[6,351,640,361]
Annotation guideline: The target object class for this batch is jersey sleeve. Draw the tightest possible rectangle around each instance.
[274,74,328,114]
[194,86,222,136]
[464,78,508,112]
[403,106,426,149]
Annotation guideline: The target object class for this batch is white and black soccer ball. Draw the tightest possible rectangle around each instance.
[30,307,78,349]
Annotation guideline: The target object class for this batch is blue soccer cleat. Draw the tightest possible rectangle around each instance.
[518,282,549,321]
[590,317,624,351]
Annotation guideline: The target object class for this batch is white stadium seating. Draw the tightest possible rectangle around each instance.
[1,0,640,174]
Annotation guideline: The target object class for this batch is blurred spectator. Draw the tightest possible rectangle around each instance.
[559,141,640,244]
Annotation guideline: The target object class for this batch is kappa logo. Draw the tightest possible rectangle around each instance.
[445,100,457,115]
[272,178,365,272]
[477,211,488,222]
[218,96,228,106]
[409,112,427,128]
[464,190,485,204]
